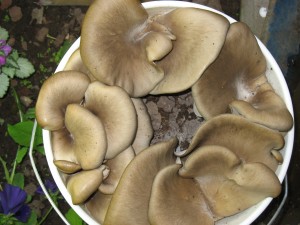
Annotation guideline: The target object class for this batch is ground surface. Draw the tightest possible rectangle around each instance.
[0,1,299,225]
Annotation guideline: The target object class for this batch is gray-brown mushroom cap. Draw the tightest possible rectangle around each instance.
[176,114,285,172]
[192,21,293,132]
[150,7,230,94]
[84,81,137,159]
[149,164,214,225]
[36,70,90,130]
[64,104,107,170]
[67,165,108,205]
[103,137,178,225]
[179,145,281,218]
[80,0,176,97]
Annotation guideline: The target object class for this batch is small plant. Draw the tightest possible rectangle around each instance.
[0,26,35,98]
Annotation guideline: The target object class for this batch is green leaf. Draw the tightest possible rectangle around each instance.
[0,73,9,98]
[16,147,28,164]
[15,57,35,79]
[1,66,16,78]
[34,145,45,155]
[12,173,24,189]
[6,53,19,69]
[7,121,43,147]
[0,26,9,41]
[65,208,84,225]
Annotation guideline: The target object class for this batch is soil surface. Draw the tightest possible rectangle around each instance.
[0,1,299,225]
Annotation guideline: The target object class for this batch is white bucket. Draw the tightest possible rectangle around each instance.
[43,1,295,224]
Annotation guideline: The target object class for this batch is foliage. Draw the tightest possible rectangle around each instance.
[0,26,35,98]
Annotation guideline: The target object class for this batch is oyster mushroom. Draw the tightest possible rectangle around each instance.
[99,146,135,194]
[67,165,109,205]
[63,104,107,170]
[150,7,230,94]
[192,22,293,132]
[84,81,137,159]
[149,164,214,225]
[36,70,90,130]
[104,137,178,225]
[179,145,281,218]
[64,48,96,81]
[131,98,154,155]
[80,0,175,97]
[176,114,285,171]
[86,191,112,224]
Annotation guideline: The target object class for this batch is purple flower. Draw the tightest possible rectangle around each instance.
[0,40,12,66]
[36,179,58,195]
[0,184,31,222]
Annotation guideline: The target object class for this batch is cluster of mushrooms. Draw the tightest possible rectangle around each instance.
[35,0,294,224]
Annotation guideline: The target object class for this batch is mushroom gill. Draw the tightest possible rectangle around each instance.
[192,21,293,132]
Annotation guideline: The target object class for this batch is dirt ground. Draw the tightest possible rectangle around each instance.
[0,0,299,225]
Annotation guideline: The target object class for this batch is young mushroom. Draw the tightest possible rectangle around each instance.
[67,165,109,205]
[84,81,137,159]
[103,137,178,225]
[80,0,175,97]
[192,22,293,132]
[35,70,90,130]
[176,114,285,172]
[179,145,281,218]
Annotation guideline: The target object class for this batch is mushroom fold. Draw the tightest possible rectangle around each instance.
[192,22,293,132]
[179,145,282,218]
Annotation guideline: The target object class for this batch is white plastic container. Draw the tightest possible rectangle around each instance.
[43,1,295,225]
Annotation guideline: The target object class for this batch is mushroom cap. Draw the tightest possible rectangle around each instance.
[67,165,108,205]
[80,0,175,97]
[192,22,266,119]
[150,7,230,94]
[103,137,178,225]
[86,191,112,224]
[229,83,294,132]
[64,48,96,82]
[179,145,281,218]
[84,81,137,159]
[149,164,214,225]
[36,70,90,130]
[191,22,293,131]
[53,160,81,174]
[65,103,107,170]
[131,98,154,155]
[99,146,135,194]
[176,114,285,171]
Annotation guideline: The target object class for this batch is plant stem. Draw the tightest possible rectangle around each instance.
[11,87,24,122]
[37,206,53,225]
[0,156,10,183]
[8,146,20,184]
